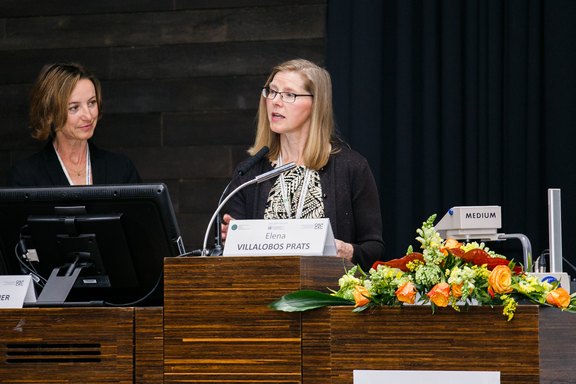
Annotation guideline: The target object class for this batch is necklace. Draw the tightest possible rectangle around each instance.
[58,145,84,175]
[53,142,92,185]
[68,164,84,177]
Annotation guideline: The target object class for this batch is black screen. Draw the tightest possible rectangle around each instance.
[0,183,185,306]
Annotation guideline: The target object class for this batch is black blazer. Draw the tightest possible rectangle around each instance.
[225,144,385,272]
[6,141,141,187]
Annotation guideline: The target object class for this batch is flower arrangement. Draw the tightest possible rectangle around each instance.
[270,214,576,320]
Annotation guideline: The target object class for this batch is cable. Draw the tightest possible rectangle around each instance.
[562,256,576,276]
[15,227,46,287]
[103,271,164,307]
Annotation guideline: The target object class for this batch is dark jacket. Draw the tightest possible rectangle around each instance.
[6,141,141,187]
[225,144,385,271]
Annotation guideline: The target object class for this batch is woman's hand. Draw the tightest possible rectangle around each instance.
[335,239,354,262]
[221,213,234,242]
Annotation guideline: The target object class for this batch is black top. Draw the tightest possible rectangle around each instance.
[6,141,141,187]
[225,144,385,271]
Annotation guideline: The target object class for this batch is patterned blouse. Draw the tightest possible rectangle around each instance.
[264,165,324,219]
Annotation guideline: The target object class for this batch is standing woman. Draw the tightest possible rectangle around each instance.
[7,63,141,186]
[221,59,385,271]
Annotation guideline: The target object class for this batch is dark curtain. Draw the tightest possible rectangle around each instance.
[326,0,576,271]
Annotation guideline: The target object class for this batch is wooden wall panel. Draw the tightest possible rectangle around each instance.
[0,47,112,85]
[0,1,173,17]
[0,6,325,50]
[102,76,262,114]
[109,40,324,80]
[0,1,327,251]
[163,109,258,146]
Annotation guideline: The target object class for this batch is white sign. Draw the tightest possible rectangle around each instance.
[0,275,36,308]
[435,206,502,240]
[354,370,500,384]
[223,218,336,256]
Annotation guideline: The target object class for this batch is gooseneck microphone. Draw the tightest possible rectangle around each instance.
[201,161,297,256]
[210,146,270,256]
[237,146,270,176]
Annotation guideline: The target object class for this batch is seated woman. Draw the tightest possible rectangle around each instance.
[7,62,141,186]
[221,59,385,271]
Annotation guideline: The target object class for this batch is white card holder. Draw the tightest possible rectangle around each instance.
[223,218,337,256]
[0,275,37,308]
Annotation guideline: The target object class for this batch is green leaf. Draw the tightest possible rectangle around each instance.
[269,290,354,312]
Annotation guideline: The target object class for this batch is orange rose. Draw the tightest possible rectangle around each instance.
[353,285,371,307]
[426,282,450,307]
[451,283,464,299]
[441,238,463,255]
[444,238,462,249]
[488,265,513,294]
[546,288,571,309]
[395,282,417,304]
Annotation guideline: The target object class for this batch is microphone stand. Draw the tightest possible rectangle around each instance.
[201,162,296,256]
[210,184,231,256]
[210,146,270,256]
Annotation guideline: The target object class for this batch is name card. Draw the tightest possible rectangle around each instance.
[354,370,500,384]
[223,218,336,256]
[0,275,36,308]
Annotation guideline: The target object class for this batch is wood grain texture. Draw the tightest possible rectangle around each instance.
[164,256,576,384]
[539,306,576,384]
[1,259,574,383]
[135,307,164,384]
[163,255,349,383]
[0,5,325,50]
[301,307,332,383]
[0,307,135,384]
[324,305,541,384]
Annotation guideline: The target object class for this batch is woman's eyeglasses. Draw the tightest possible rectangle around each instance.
[261,87,313,103]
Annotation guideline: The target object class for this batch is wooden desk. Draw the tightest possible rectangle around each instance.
[0,306,163,384]
[2,256,575,384]
[163,256,576,384]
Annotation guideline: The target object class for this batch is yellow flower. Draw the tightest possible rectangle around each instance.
[395,282,417,304]
[488,265,513,294]
[426,282,450,307]
[501,295,518,321]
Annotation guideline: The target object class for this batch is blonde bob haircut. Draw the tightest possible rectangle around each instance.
[29,63,102,141]
[250,59,337,170]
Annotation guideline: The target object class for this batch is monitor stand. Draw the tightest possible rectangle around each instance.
[27,266,105,307]
[38,267,82,303]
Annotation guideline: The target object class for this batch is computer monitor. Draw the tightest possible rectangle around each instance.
[0,183,185,306]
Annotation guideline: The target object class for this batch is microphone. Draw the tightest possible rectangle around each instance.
[201,161,297,256]
[237,146,270,176]
[210,146,270,256]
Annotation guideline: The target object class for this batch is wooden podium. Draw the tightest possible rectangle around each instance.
[164,256,576,384]
[163,255,348,383]
[0,306,163,384]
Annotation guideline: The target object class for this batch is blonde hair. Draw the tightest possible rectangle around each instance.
[29,63,102,141]
[250,59,336,170]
